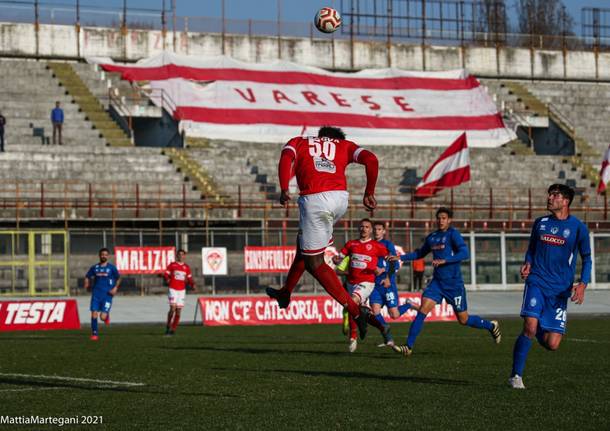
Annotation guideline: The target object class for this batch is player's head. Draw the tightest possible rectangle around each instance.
[55,101,60,108]
[373,221,386,240]
[318,126,345,140]
[547,183,574,211]
[435,207,453,231]
[359,218,373,240]
[176,249,186,262]
[98,248,110,263]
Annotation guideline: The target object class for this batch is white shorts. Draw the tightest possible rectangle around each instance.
[168,288,186,308]
[298,190,349,255]
[347,282,375,304]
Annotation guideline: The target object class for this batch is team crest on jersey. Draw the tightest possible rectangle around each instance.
[529,297,537,307]
[551,226,559,234]
[365,244,372,251]
[563,228,571,238]
[313,157,336,173]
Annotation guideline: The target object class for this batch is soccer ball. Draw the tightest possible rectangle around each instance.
[315,7,342,34]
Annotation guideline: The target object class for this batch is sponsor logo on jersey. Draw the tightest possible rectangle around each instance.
[351,253,372,262]
[563,228,571,238]
[431,244,446,250]
[540,234,566,246]
[313,157,336,173]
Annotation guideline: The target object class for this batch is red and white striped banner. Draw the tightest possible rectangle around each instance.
[0,300,80,331]
[415,132,471,197]
[199,293,454,326]
[96,52,514,148]
[597,143,610,194]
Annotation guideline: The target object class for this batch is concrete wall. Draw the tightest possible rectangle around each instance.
[1,21,610,81]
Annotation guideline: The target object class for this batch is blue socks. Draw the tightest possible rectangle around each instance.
[466,315,493,331]
[91,318,98,335]
[375,313,388,327]
[397,303,412,316]
[406,311,427,348]
[511,334,532,377]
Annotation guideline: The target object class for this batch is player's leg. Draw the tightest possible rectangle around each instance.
[509,282,545,388]
[392,288,439,357]
[386,284,413,319]
[90,311,99,340]
[450,286,501,343]
[166,288,177,335]
[535,290,569,351]
[266,234,305,308]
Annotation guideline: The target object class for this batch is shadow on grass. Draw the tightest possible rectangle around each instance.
[209,366,473,387]
[0,376,239,398]
[158,345,441,362]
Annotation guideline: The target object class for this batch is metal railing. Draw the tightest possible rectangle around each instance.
[2,0,610,53]
[0,180,608,227]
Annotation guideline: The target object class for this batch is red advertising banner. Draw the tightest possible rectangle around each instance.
[0,299,80,331]
[115,246,175,274]
[199,293,455,326]
[244,246,338,273]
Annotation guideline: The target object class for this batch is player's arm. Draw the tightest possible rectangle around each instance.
[521,219,539,279]
[84,266,94,291]
[572,223,592,304]
[109,267,121,296]
[187,266,197,293]
[353,146,379,210]
[395,239,430,263]
[278,142,296,207]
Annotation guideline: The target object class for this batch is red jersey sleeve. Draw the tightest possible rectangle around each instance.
[354,148,379,196]
[278,139,298,191]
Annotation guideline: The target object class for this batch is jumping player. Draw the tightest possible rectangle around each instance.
[266,126,379,339]
[333,219,392,352]
[164,249,196,336]
[509,184,591,389]
[389,207,501,356]
[84,248,121,341]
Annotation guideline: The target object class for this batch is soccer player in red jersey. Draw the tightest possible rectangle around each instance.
[266,126,379,339]
[333,218,392,352]
[164,249,196,336]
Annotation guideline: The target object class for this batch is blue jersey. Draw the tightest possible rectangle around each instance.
[401,227,468,282]
[375,238,397,287]
[525,214,592,295]
[86,263,120,295]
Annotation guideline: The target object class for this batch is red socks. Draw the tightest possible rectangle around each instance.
[171,312,181,331]
[312,263,360,318]
[349,317,358,339]
[282,254,305,294]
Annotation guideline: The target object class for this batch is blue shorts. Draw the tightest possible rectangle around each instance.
[520,282,569,334]
[369,284,399,309]
[90,293,113,313]
[422,278,468,313]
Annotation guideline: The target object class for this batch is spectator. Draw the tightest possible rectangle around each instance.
[51,101,64,145]
[412,258,425,291]
[0,110,5,152]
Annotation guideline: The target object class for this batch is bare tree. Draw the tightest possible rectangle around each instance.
[476,0,508,43]
[516,0,575,49]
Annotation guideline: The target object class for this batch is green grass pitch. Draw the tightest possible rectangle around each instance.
[1,318,609,430]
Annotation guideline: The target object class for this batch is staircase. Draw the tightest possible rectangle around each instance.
[163,148,224,203]
[498,81,599,187]
[47,62,132,147]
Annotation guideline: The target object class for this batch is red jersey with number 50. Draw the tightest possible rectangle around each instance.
[282,136,363,195]
[164,261,193,291]
[341,239,389,285]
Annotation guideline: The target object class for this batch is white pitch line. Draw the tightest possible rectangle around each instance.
[0,387,63,393]
[0,373,145,387]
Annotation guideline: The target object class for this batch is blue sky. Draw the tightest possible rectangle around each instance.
[44,0,610,31]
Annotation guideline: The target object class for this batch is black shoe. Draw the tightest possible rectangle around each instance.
[355,306,369,340]
[266,287,291,309]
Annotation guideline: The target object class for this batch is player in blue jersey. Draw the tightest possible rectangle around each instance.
[389,207,501,356]
[509,184,591,389]
[84,248,121,341]
[369,221,415,347]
